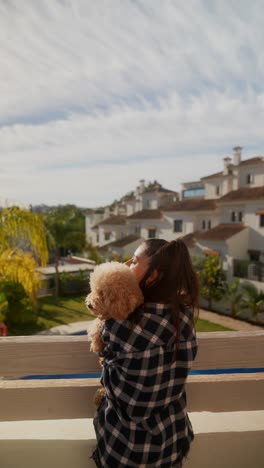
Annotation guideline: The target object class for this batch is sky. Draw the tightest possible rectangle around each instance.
[1,0,264,208]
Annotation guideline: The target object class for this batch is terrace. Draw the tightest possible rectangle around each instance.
[233,259,264,283]
[0,330,264,468]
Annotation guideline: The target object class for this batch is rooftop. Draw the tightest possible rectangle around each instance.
[92,215,127,229]
[143,184,176,194]
[219,186,264,202]
[37,263,94,276]
[163,199,217,212]
[128,209,163,219]
[61,256,96,265]
[202,156,264,180]
[180,231,201,248]
[195,223,247,241]
[99,235,142,251]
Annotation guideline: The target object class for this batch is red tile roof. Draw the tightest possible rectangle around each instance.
[92,215,127,229]
[240,156,264,166]
[99,235,142,251]
[219,186,264,202]
[162,199,217,212]
[204,249,220,256]
[195,223,247,241]
[179,231,201,248]
[201,171,224,180]
[202,157,264,180]
[63,256,95,265]
[128,209,163,219]
[144,185,177,194]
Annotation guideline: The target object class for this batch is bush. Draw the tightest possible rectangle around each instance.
[59,271,90,296]
[0,281,38,326]
[198,255,226,309]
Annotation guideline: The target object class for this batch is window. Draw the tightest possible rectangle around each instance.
[248,250,260,262]
[238,212,243,222]
[260,214,264,228]
[96,233,99,243]
[228,168,233,175]
[247,173,253,184]
[174,220,183,232]
[215,185,220,196]
[183,188,205,198]
[207,220,211,229]
[202,220,206,230]
[134,224,141,235]
[148,228,156,239]
[104,232,111,241]
[231,211,237,222]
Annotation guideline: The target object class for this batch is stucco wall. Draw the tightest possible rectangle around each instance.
[221,203,245,223]
[161,213,194,240]
[244,201,264,251]
[98,224,127,247]
[227,228,249,259]
[142,192,159,209]
[204,180,222,199]
[239,164,264,188]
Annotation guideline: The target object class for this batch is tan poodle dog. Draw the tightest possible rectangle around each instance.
[85,261,144,407]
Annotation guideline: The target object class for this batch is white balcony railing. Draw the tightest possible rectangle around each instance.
[1,330,264,468]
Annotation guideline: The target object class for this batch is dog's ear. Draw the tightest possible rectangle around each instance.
[85,293,96,316]
[88,318,105,352]
[99,282,144,320]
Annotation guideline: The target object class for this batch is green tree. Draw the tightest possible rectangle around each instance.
[198,255,226,310]
[43,205,86,297]
[224,278,243,317]
[0,206,48,325]
[84,241,102,264]
[241,283,264,320]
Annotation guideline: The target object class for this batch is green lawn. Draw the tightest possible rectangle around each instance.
[196,318,233,332]
[8,295,233,335]
[8,295,94,336]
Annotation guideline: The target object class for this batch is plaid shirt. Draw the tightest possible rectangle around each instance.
[92,302,198,468]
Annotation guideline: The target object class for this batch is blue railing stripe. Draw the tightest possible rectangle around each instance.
[20,368,264,380]
[190,368,264,375]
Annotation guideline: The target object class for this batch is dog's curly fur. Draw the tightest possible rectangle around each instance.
[85,261,144,407]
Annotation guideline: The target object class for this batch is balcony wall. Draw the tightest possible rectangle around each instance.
[0,331,264,468]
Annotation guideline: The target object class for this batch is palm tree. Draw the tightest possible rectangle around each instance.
[224,278,243,317]
[241,283,264,320]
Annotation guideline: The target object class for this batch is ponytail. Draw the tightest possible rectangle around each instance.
[139,238,199,353]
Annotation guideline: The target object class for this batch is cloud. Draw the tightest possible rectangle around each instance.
[0,0,264,206]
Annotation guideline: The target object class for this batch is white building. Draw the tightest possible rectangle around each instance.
[161,199,219,240]
[98,235,143,260]
[127,209,164,240]
[85,148,264,287]
[85,181,178,247]
[90,216,127,247]
[201,147,264,199]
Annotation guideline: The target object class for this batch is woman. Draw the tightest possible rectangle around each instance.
[91,238,199,467]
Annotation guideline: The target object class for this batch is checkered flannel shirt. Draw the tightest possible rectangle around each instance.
[92,302,198,468]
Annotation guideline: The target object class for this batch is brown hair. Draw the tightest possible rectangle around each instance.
[137,238,199,350]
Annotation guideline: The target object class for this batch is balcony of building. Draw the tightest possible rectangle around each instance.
[0,330,264,468]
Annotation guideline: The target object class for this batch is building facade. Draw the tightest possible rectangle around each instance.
[85,147,264,288]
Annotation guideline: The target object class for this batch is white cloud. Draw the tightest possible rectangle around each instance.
[0,0,264,206]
